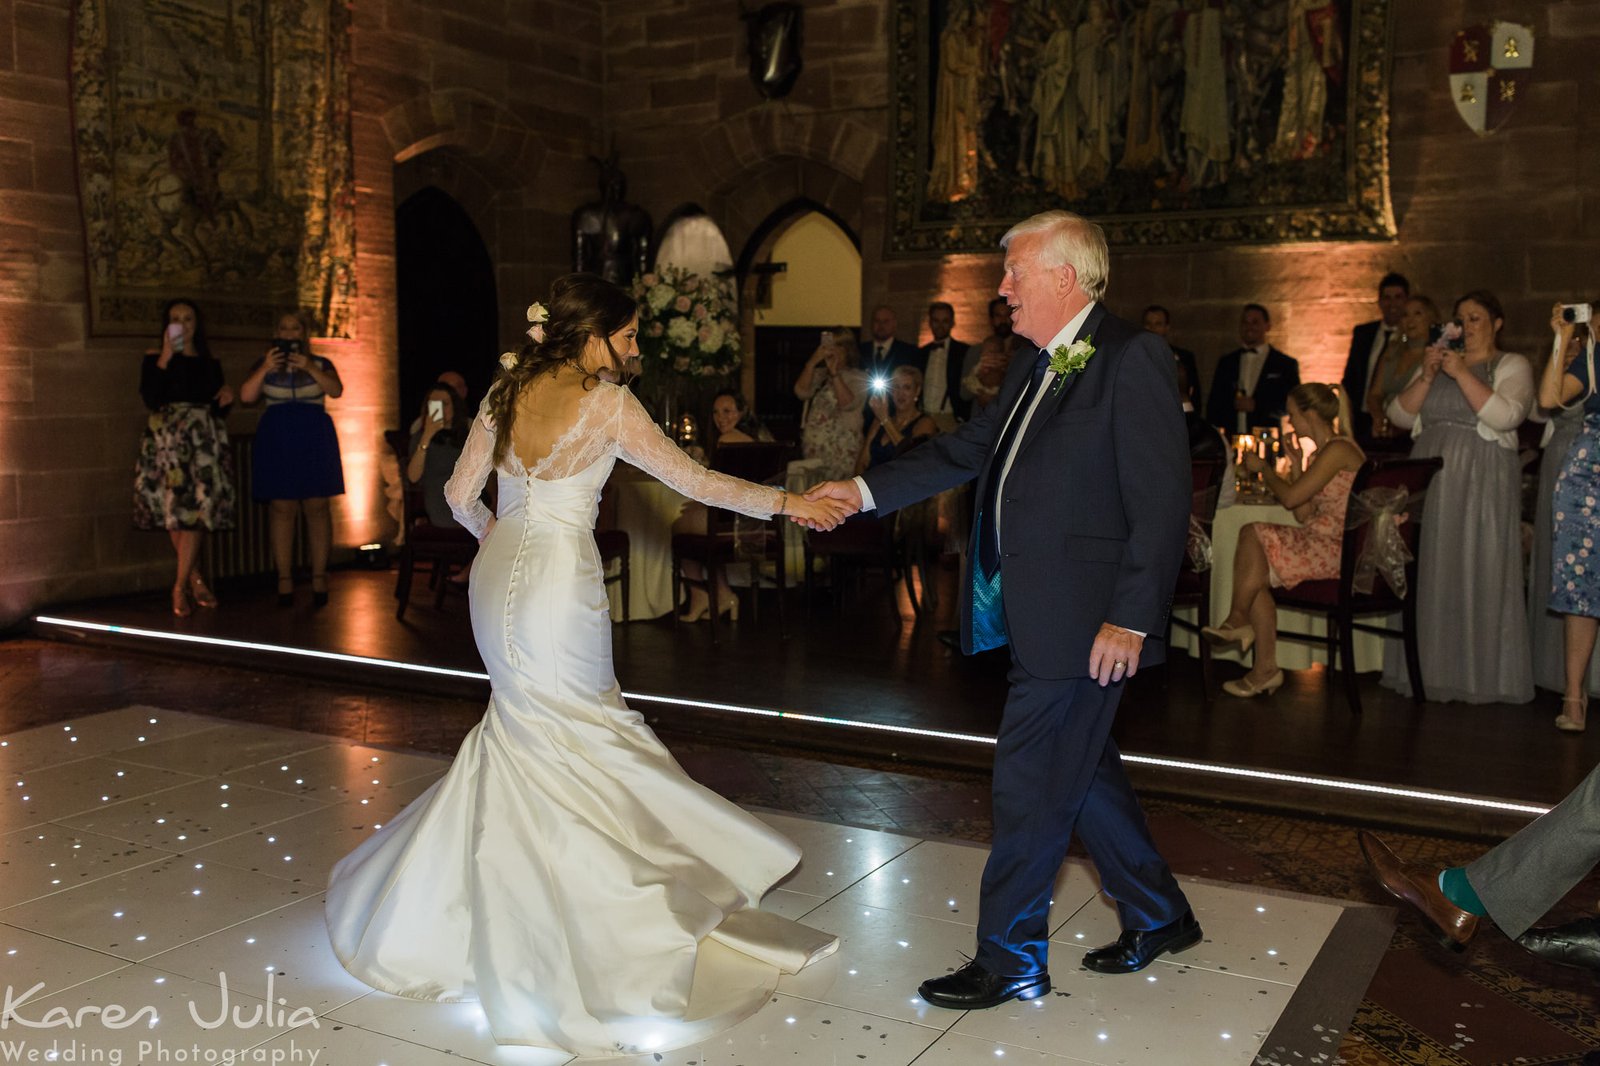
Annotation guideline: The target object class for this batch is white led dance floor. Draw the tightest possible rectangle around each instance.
[0,708,1388,1065]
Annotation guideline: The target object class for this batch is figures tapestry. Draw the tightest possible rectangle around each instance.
[894,0,1394,254]
[71,0,357,338]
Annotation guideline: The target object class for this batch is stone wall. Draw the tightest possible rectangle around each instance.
[1,0,1595,626]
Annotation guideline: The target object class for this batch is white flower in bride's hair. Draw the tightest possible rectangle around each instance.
[525,302,549,343]
[526,324,546,343]
[499,351,518,370]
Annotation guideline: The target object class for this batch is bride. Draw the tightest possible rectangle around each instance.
[325,274,849,1056]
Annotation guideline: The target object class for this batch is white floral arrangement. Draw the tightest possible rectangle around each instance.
[631,266,742,380]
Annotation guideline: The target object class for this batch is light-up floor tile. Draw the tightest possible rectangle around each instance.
[0,922,130,998]
[145,894,373,1016]
[0,707,222,775]
[0,824,168,908]
[759,887,830,921]
[1050,880,1343,985]
[951,961,1292,1065]
[775,895,981,1028]
[180,799,390,884]
[0,853,308,961]
[756,811,919,896]
[329,989,615,1065]
[595,992,944,1065]
[250,1019,573,1066]
[223,743,448,801]
[114,721,333,777]
[56,777,331,852]
[2,756,200,827]
[914,1032,1097,1064]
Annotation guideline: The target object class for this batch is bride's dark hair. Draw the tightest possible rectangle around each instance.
[487,273,638,466]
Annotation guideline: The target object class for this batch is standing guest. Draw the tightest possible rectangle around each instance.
[960,296,1023,415]
[1142,304,1200,406]
[133,297,236,617]
[239,310,345,607]
[1202,384,1364,698]
[1176,363,1226,461]
[1341,272,1411,443]
[1383,290,1534,704]
[803,209,1196,1009]
[1539,304,1600,730]
[1205,304,1300,434]
[859,304,923,382]
[856,366,940,475]
[920,301,971,427]
[795,327,868,480]
[1364,295,1438,442]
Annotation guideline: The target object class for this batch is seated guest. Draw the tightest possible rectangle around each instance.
[1205,303,1300,434]
[1143,304,1201,406]
[1381,289,1534,704]
[674,388,769,623]
[920,301,970,427]
[408,370,470,434]
[856,366,940,476]
[1341,271,1411,443]
[1202,383,1365,698]
[407,385,472,529]
[959,296,1021,415]
[795,327,868,480]
[1364,295,1438,441]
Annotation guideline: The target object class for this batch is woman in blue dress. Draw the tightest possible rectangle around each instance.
[239,310,345,606]
[1540,303,1600,731]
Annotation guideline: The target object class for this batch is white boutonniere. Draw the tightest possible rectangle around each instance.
[1047,336,1096,393]
[526,301,549,343]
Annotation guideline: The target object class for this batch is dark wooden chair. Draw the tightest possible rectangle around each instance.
[386,430,479,620]
[593,527,631,622]
[670,441,793,644]
[1271,455,1443,714]
[1165,457,1227,705]
[803,514,900,615]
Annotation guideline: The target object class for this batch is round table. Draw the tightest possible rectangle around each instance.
[1168,500,1390,671]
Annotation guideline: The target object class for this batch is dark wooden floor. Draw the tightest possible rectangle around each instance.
[27,566,1598,822]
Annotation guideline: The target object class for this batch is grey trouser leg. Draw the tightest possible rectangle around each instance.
[1467,762,1600,939]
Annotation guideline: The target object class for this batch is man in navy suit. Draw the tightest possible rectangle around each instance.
[1205,304,1300,434]
[860,304,923,382]
[801,211,1197,1008]
[1339,272,1410,443]
[1142,304,1200,407]
[921,301,972,425]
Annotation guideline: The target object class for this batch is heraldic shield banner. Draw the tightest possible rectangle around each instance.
[1451,22,1535,135]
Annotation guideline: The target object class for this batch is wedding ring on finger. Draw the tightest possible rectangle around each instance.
[1112,660,1127,671]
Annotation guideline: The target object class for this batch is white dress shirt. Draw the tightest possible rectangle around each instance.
[1363,325,1397,398]
[924,341,950,414]
[1236,344,1268,432]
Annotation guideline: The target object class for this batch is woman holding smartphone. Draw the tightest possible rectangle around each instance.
[134,297,236,617]
[239,310,345,606]
[407,384,472,530]
[794,326,868,480]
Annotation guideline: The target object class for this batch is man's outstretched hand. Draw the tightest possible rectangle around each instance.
[791,479,863,531]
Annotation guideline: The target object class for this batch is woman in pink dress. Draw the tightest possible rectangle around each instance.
[1202,383,1366,697]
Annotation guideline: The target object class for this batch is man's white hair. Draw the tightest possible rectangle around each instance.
[999,211,1110,302]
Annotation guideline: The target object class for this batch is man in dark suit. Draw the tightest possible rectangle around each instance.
[801,211,1197,1009]
[1339,272,1410,443]
[1175,363,1226,460]
[1205,303,1300,434]
[859,304,923,382]
[920,301,971,426]
[1143,304,1200,406]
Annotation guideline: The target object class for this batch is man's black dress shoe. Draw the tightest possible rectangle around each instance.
[1517,915,1600,972]
[1082,910,1203,974]
[918,961,1051,1009]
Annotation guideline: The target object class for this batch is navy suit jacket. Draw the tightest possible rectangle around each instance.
[859,338,924,380]
[920,337,972,420]
[1204,346,1300,431]
[862,305,1190,679]
[1341,320,1384,440]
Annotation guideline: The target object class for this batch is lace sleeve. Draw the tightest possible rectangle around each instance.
[443,397,497,539]
[612,387,781,519]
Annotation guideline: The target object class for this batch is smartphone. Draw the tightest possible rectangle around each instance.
[428,399,444,424]
[166,321,185,354]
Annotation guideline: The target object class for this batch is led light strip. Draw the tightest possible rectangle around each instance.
[34,614,1551,817]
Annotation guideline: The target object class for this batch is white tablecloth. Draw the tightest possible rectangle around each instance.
[1169,500,1388,671]
[604,466,687,621]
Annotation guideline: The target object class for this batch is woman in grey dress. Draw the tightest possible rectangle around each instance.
[1383,291,1535,704]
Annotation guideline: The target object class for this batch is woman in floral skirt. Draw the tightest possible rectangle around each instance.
[133,297,236,616]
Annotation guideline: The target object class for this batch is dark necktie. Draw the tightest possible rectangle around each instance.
[977,347,1051,577]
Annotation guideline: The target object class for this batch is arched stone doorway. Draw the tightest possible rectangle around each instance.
[395,186,498,421]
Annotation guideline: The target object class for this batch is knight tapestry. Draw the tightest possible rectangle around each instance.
[892,0,1395,254]
[71,0,357,338]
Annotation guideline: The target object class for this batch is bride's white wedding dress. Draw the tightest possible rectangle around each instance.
[325,381,838,1057]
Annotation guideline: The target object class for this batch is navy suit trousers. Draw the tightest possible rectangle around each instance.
[974,655,1189,976]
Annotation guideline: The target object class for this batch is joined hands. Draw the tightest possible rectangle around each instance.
[786,479,862,531]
